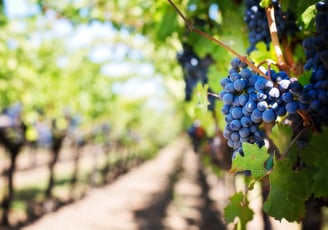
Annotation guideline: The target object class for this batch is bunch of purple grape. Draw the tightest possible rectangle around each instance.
[244,0,298,54]
[177,43,216,111]
[219,58,301,157]
[299,1,328,127]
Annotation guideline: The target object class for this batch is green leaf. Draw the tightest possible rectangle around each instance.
[194,84,210,114]
[263,158,310,222]
[187,0,200,6]
[296,0,318,17]
[249,42,277,66]
[260,0,271,8]
[280,0,292,11]
[188,33,220,58]
[230,143,270,180]
[265,154,273,171]
[224,191,254,229]
[299,127,328,197]
[154,4,178,40]
[298,70,312,86]
[313,159,328,197]
[269,124,293,155]
[301,4,316,29]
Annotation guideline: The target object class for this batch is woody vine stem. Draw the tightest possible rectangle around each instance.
[265,6,288,73]
[167,0,268,78]
[168,0,312,127]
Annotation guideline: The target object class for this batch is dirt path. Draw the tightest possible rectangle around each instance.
[22,137,188,230]
[17,137,301,230]
[21,137,230,230]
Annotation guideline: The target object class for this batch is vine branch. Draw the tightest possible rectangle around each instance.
[282,38,298,75]
[265,6,288,73]
[208,92,220,98]
[167,0,268,78]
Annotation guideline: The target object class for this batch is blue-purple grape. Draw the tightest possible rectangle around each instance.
[244,0,298,54]
[262,109,276,122]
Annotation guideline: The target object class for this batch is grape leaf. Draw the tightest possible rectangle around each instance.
[263,158,310,222]
[194,84,210,114]
[312,160,328,197]
[299,127,328,197]
[224,191,254,229]
[265,154,273,171]
[259,0,271,8]
[269,123,293,155]
[154,4,178,41]
[188,0,200,5]
[301,4,316,29]
[298,70,312,86]
[280,0,292,11]
[249,42,277,67]
[230,143,270,180]
[296,0,318,17]
[298,71,312,86]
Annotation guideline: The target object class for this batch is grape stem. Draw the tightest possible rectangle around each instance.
[208,92,220,98]
[167,0,268,79]
[256,59,278,69]
[265,6,288,73]
[282,38,298,75]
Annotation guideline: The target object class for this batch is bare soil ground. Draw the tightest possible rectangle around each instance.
[1,137,301,230]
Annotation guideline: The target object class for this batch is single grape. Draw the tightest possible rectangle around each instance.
[268,87,280,99]
[230,58,240,69]
[231,131,240,142]
[310,100,321,112]
[262,109,276,122]
[232,107,243,119]
[257,90,268,101]
[245,101,257,113]
[251,109,262,123]
[239,94,249,106]
[232,96,241,107]
[241,116,253,127]
[230,119,242,131]
[222,93,234,105]
[276,105,287,116]
[240,68,252,78]
[257,101,268,111]
[234,79,248,91]
[220,77,231,87]
[225,83,235,93]
[221,104,231,115]
[282,92,293,103]
[286,101,299,114]
[231,72,242,81]
[225,114,234,123]
[239,127,250,137]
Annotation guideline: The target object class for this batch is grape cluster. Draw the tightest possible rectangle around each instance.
[303,1,328,71]
[220,58,300,157]
[299,1,328,127]
[177,43,216,111]
[244,0,298,54]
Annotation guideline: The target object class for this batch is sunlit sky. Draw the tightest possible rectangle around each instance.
[3,0,166,104]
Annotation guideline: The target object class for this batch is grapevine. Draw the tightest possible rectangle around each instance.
[244,0,298,55]
[168,0,328,228]
[167,0,268,78]
[298,1,328,128]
